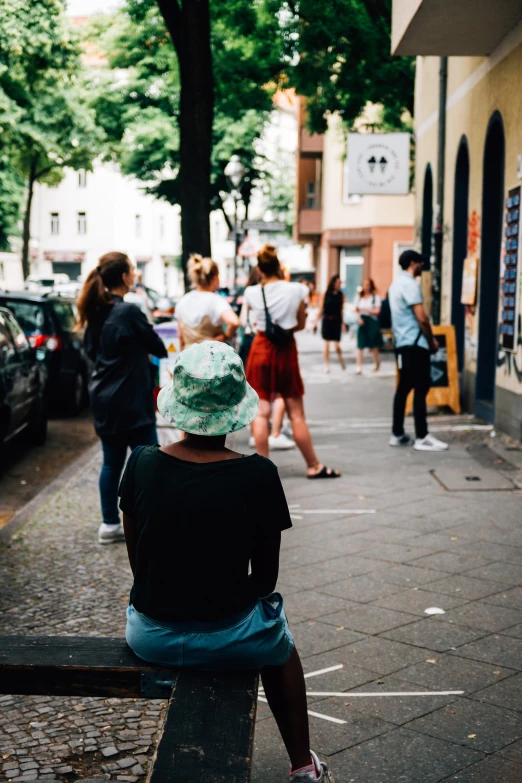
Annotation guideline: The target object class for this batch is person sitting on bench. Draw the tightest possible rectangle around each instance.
[119,341,334,782]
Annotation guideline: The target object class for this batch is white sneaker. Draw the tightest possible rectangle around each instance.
[290,750,334,781]
[98,523,126,545]
[414,434,449,452]
[389,434,413,447]
[355,366,362,375]
[269,433,296,450]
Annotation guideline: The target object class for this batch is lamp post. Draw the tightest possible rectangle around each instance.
[224,155,246,292]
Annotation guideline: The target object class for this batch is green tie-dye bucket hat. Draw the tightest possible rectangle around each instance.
[157,341,259,435]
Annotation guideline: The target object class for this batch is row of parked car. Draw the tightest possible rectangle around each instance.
[0,282,176,458]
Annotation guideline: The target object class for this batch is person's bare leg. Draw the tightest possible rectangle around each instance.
[285,397,322,475]
[355,348,363,373]
[372,347,380,371]
[271,396,285,439]
[261,647,312,771]
[252,399,271,458]
[335,341,345,369]
[323,340,330,373]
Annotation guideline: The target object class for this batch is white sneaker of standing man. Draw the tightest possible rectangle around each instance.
[413,434,449,452]
[98,522,126,544]
[269,433,296,450]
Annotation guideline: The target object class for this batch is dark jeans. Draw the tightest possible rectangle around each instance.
[392,346,431,440]
[99,424,158,526]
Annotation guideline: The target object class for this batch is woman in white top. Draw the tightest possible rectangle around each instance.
[244,245,340,479]
[176,255,239,349]
[354,277,383,374]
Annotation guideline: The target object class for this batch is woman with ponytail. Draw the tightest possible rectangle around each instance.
[78,252,167,545]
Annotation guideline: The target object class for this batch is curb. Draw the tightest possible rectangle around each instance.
[0,442,101,544]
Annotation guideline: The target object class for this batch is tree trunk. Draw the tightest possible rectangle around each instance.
[21,160,37,280]
[156,0,213,289]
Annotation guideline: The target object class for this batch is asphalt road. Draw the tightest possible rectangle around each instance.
[0,411,97,530]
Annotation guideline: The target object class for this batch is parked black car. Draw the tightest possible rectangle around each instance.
[0,292,88,415]
[0,306,48,455]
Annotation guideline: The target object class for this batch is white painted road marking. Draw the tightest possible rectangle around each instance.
[259,664,464,724]
[304,664,344,678]
[303,691,465,698]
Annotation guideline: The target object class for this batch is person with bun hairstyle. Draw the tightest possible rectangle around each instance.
[77,252,168,545]
[175,254,239,349]
[244,245,340,479]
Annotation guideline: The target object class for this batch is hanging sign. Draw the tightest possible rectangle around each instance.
[500,185,521,352]
[347,133,410,195]
[405,325,461,415]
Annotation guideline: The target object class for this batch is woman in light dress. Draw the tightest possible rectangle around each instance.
[354,277,383,374]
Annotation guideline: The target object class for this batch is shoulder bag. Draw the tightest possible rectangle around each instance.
[261,285,293,348]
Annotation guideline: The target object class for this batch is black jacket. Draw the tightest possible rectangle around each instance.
[85,296,167,437]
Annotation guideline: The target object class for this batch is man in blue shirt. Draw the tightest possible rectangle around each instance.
[388,250,448,452]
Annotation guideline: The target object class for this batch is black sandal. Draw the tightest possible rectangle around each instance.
[307,466,341,479]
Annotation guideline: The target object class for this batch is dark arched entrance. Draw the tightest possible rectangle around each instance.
[451,139,470,372]
[421,165,433,269]
[476,113,505,422]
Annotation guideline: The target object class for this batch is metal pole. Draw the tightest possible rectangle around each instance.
[432,56,448,325]
[233,196,238,293]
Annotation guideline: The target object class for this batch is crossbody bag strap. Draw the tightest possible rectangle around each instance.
[413,329,423,347]
[261,285,273,327]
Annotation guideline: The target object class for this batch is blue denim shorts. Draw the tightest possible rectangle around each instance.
[126,592,294,670]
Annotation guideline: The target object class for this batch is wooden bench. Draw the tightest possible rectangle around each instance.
[0,636,259,782]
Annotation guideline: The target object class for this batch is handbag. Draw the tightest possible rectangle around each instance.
[261,285,293,347]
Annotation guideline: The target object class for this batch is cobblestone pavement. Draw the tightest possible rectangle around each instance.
[1,334,522,782]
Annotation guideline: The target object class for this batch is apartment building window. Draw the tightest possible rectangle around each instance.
[159,215,165,238]
[135,214,142,238]
[77,212,87,235]
[78,170,87,188]
[50,213,59,235]
[305,182,317,209]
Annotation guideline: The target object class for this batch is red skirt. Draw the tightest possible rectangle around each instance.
[246,334,304,402]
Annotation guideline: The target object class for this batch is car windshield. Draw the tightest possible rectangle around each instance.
[3,301,46,335]
[52,301,77,332]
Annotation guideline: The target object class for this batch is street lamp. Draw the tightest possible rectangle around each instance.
[224,155,246,292]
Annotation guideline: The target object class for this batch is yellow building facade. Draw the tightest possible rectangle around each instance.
[393,2,522,438]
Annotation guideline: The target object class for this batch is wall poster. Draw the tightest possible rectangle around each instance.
[500,186,521,352]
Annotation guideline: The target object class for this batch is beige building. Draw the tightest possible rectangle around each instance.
[295,102,415,303]
[392,1,522,439]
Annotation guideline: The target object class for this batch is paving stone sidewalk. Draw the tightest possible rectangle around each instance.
[1,334,522,782]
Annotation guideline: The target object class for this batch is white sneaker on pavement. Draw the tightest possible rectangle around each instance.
[414,434,449,452]
[98,523,126,545]
[248,435,256,448]
[290,750,334,781]
[269,433,296,450]
[389,434,413,447]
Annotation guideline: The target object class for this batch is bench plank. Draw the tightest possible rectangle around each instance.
[149,669,259,783]
[0,636,172,698]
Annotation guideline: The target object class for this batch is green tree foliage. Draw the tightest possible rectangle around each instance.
[271,0,414,133]
[0,0,104,276]
[89,0,285,267]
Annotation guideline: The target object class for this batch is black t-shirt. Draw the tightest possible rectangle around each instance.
[118,446,292,622]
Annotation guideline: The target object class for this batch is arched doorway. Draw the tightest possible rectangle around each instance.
[476,113,505,422]
[421,165,433,268]
[451,139,470,372]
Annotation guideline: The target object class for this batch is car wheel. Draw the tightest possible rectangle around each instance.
[68,371,85,416]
